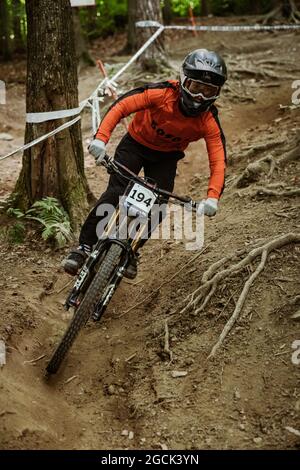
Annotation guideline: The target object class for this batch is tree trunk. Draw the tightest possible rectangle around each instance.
[263,0,300,22]
[162,0,173,25]
[13,0,92,229]
[122,0,137,54]
[136,0,169,73]
[72,8,95,69]
[0,0,12,61]
[200,0,210,17]
[12,0,25,53]
[251,0,263,14]
[86,4,97,39]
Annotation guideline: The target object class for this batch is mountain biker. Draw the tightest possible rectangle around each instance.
[62,49,227,279]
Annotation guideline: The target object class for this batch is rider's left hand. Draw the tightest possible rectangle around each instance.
[88,139,106,165]
[197,198,218,217]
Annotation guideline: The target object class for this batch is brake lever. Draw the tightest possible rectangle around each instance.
[101,154,116,174]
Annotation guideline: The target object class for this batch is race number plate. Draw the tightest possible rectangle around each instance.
[125,183,156,214]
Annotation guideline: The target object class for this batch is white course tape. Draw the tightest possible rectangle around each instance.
[23,25,164,127]
[26,97,91,123]
[165,23,300,31]
[23,26,163,126]
[94,25,165,93]
[0,116,81,161]
[1,27,165,161]
[2,19,299,163]
[114,26,166,83]
[24,25,164,127]
[26,103,86,123]
[136,20,300,31]
[93,97,101,133]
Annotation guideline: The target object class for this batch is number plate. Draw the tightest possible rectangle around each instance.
[125,183,156,214]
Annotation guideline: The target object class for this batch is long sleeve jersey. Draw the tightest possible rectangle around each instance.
[96,80,227,199]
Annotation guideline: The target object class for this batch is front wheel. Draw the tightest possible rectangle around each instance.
[46,244,123,375]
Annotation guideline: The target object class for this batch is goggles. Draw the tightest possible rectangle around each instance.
[182,76,220,101]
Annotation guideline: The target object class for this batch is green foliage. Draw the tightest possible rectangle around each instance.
[6,222,26,244]
[0,0,26,58]
[0,0,276,59]
[6,197,73,248]
[170,0,272,16]
[79,0,127,39]
[6,207,25,218]
[171,1,200,16]
[209,0,272,15]
[26,197,74,248]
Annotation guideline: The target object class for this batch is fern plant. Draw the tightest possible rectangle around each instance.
[7,197,74,248]
[6,208,25,219]
[26,197,74,247]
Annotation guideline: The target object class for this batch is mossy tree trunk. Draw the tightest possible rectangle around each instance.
[122,0,137,54]
[13,0,93,230]
[72,8,95,69]
[136,0,169,73]
[162,0,173,25]
[200,0,210,16]
[86,4,97,38]
[12,0,25,53]
[0,0,12,61]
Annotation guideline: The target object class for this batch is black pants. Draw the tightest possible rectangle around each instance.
[79,133,184,247]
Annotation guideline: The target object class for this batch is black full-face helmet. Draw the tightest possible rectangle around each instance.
[179,49,227,117]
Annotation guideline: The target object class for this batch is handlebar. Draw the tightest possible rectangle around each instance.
[100,154,199,211]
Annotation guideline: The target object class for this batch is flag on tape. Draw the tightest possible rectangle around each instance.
[70,0,95,6]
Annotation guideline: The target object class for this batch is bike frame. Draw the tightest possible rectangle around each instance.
[65,155,198,320]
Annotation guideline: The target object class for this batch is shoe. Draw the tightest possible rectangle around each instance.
[124,254,139,279]
[62,246,90,275]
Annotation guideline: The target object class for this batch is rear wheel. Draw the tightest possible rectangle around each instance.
[46,244,123,375]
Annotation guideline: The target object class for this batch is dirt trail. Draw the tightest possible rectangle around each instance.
[0,22,300,449]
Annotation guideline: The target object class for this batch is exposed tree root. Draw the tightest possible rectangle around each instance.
[163,319,173,362]
[225,84,256,103]
[262,6,282,24]
[248,187,300,198]
[289,295,300,306]
[208,250,268,359]
[289,0,300,21]
[181,248,249,316]
[262,1,300,24]
[179,233,300,357]
[231,67,296,81]
[278,141,300,165]
[229,138,286,165]
[235,154,277,188]
[121,246,208,316]
[234,133,300,188]
[273,294,300,320]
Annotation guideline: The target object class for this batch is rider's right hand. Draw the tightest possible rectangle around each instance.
[197,198,218,217]
[88,139,106,165]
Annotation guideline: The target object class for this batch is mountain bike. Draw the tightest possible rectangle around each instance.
[46,154,198,375]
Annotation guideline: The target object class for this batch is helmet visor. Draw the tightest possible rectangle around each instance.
[183,78,220,101]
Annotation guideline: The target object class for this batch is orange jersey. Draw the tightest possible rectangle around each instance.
[96,80,226,199]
